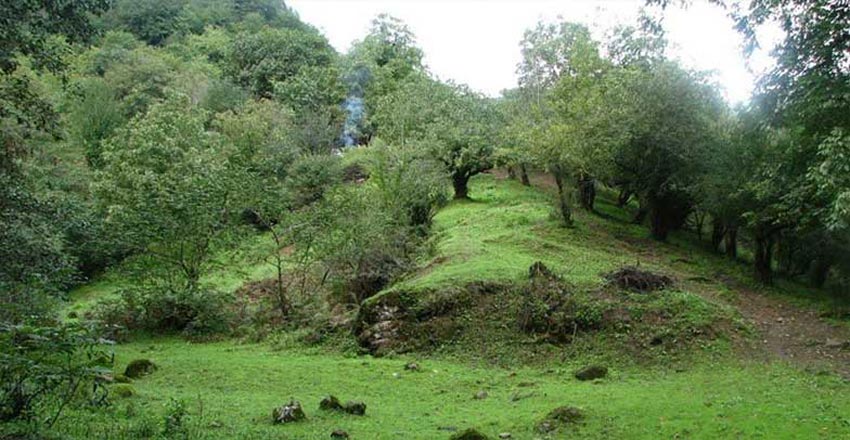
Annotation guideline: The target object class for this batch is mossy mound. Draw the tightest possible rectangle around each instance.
[450,428,490,440]
[124,359,157,379]
[537,406,584,433]
[574,365,608,381]
[111,384,136,398]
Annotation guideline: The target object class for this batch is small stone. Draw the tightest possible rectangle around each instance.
[272,400,306,424]
[474,390,488,400]
[343,401,366,416]
[331,429,349,439]
[499,434,512,439]
[320,395,343,411]
[825,338,848,349]
[124,359,157,379]
[776,317,784,323]
[574,365,608,381]
[404,362,420,371]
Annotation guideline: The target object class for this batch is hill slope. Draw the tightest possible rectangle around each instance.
[51,173,850,439]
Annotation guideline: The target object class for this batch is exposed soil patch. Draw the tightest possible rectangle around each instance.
[721,277,850,379]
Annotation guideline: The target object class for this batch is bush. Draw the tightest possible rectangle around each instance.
[285,154,343,207]
[90,286,233,340]
[0,322,112,426]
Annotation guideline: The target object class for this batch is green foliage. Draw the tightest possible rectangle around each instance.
[227,27,336,99]
[107,0,187,46]
[0,0,110,73]
[96,96,248,289]
[91,285,233,341]
[0,322,112,426]
[367,142,450,231]
[66,77,125,167]
[285,154,343,207]
[373,74,497,199]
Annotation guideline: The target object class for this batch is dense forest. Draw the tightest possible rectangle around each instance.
[1,0,849,438]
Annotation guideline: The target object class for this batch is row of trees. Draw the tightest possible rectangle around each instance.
[495,3,849,290]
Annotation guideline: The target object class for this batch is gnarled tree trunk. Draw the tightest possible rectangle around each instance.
[710,217,725,252]
[519,163,530,186]
[576,172,596,211]
[552,167,572,226]
[452,172,470,199]
[724,224,737,259]
[754,232,774,284]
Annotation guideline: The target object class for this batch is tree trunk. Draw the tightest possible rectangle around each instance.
[519,163,530,186]
[710,217,725,252]
[507,166,516,179]
[724,225,737,259]
[552,169,572,226]
[754,233,774,284]
[452,173,469,199]
[649,204,670,241]
[576,173,596,211]
[633,202,648,224]
[809,257,831,288]
[617,188,632,207]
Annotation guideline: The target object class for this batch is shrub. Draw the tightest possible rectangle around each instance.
[285,154,343,207]
[90,286,233,340]
[0,322,112,426]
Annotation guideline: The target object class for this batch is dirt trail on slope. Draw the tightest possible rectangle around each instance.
[721,278,850,378]
[493,170,850,378]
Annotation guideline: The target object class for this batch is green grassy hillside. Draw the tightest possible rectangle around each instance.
[52,174,850,439]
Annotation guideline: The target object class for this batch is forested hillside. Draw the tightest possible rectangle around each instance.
[1,0,848,438]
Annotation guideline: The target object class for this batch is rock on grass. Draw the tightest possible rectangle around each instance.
[272,400,306,424]
[343,401,366,415]
[574,365,608,381]
[320,395,343,411]
[111,384,135,398]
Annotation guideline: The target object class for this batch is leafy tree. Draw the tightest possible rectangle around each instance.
[107,0,188,46]
[66,77,125,168]
[609,62,724,240]
[345,14,425,140]
[0,0,110,74]
[515,21,612,221]
[373,75,496,199]
[96,96,247,290]
[227,26,336,98]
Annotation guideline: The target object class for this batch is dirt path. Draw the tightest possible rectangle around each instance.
[724,281,850,378]
[494,169,850,378]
